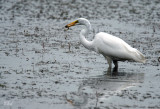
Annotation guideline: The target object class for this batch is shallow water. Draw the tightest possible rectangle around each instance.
[0,0,160,109]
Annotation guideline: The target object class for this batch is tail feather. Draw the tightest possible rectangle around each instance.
[121,42,146,63]
[134,49,146,63]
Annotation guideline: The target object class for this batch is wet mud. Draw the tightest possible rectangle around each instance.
[0,0,160,109]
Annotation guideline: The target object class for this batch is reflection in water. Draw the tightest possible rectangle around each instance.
[65,91,88,106]
[87,71,144,92]
[65,84,89,109]
[66,71,144,108]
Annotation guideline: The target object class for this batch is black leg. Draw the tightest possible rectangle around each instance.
[113,60,118,75]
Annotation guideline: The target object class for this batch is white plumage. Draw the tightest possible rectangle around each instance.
[65,18,146,73]
[93,32,145,63]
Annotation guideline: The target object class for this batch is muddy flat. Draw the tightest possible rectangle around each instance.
[0,0,160,109]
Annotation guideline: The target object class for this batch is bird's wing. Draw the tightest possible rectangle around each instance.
[94,32,145,62]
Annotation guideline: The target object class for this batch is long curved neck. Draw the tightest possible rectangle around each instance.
[80,22,94,51]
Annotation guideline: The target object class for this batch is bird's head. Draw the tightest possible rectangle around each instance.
[65,18,90,30]
[65,20,79,29]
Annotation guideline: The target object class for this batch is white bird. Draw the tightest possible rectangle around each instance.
[65,18,146,74]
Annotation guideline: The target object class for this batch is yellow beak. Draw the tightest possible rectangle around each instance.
[65,20,78,29]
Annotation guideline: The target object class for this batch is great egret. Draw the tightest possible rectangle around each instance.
[65,18,146,73]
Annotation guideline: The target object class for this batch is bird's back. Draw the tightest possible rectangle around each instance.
[93,32,146,63]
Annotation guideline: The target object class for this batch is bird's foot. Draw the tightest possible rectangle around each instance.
[112,67,118,76]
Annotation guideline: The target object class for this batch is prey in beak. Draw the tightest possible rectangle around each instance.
[65,20,78,30]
